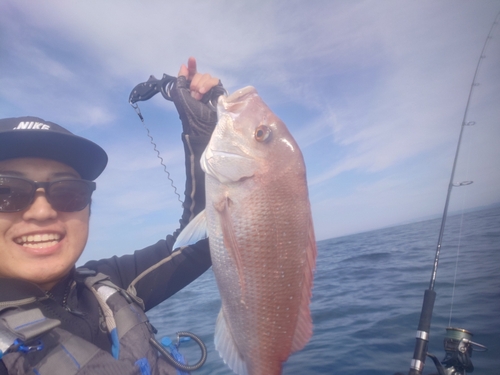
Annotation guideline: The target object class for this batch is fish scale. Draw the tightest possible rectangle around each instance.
[208,186,308,374]
[175,86,316,375]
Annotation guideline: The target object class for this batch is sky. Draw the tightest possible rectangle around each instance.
[1,0,499,264]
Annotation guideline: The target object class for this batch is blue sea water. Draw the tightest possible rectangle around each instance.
[148,205,500,374]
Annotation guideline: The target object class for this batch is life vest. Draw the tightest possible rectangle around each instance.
[0,270,182,375]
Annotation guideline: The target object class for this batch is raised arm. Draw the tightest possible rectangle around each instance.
[83,58,224,310]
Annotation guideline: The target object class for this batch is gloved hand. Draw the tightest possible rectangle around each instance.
[168,58,225,137]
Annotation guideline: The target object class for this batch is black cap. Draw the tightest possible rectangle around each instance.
[0,116,108,180]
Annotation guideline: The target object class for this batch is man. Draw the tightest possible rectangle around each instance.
[0,58,222,374]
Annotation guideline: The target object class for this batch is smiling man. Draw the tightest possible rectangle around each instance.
[0,58,223,375]
[0,157,93,291]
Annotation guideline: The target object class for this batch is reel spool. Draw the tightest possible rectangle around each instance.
[440,327,487,374]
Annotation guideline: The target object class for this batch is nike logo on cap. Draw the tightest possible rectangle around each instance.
[13,121,51,130]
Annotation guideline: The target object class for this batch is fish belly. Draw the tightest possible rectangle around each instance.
[207,175,313,375]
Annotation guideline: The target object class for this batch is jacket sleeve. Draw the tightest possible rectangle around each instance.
[83,133,212,311]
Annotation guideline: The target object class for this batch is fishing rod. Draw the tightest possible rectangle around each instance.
[408,11,499,375]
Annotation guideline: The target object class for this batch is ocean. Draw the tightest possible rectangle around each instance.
[148,205,500,374]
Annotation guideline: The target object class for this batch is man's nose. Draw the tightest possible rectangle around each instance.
[22,189,58,220]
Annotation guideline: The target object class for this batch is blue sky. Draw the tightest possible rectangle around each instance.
[1,0,499,264]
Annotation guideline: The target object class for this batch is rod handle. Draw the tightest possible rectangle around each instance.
[409,289,436,375]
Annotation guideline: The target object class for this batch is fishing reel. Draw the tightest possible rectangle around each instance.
[427,327,487,375]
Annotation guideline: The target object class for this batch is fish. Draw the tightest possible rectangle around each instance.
[174,86,317,375]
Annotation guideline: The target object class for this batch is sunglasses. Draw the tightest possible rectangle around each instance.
[0,175,96,213]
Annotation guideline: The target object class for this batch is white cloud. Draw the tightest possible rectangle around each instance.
[1,0,499,242]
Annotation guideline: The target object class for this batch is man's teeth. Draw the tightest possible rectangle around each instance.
[15,233,61,248]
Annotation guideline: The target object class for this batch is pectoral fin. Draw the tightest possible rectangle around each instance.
[172,210,208,250]
[290,215,317,352]
[217,197,246,302]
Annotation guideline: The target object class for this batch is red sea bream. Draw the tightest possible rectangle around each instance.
[175,86,317,375]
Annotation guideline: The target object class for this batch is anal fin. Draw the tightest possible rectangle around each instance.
[214,309,249,375]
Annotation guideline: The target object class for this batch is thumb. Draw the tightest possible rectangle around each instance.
[177,64,189,78]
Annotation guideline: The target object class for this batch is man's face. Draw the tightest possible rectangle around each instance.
[0,158,90,290]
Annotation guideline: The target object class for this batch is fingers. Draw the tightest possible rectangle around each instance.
[190,73,220,100]
[178,57,220,101]
[178,57,197,81]
[177,63,189,78]
[187,57,197,79]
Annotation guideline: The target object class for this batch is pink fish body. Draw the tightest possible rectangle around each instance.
[176,86,316,375]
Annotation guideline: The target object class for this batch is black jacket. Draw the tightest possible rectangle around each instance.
[0,133,212,374]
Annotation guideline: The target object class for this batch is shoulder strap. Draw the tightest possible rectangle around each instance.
[0,308,60,358]
[79,270,150,360]
[77,268,145,309]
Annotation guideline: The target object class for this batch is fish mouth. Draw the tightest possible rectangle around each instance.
[202,148,253,166]
[210,150,249,159]
[224,86,257,104]
[219,86,258,116]
[202,148,257,184]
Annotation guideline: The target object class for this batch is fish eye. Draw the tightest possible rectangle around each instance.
[255,125,271,142]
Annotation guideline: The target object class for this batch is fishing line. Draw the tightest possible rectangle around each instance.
[448,122,477,327]
[447,188,467,328]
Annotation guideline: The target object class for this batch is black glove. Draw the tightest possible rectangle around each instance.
[168,76,225,137]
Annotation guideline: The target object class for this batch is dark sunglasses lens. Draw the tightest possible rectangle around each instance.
[48,180,93,212]
[0,177,35,212]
